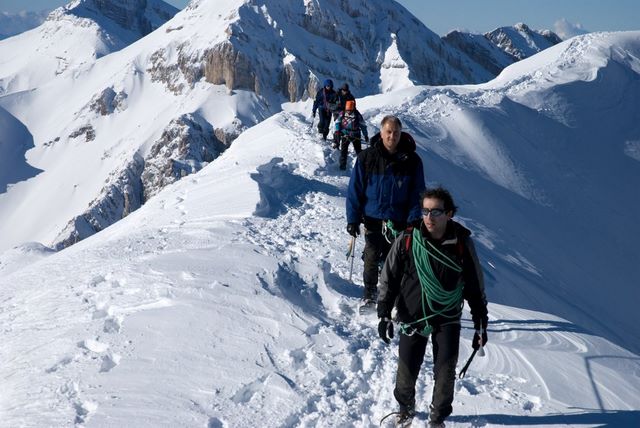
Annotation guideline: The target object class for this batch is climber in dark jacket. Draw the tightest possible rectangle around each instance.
[336,82,355,115]
[312,79,338,140]
[377,187,489,427]
[346,115,425,303]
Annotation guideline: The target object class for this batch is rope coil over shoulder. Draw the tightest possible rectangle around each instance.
[400,228,464,337]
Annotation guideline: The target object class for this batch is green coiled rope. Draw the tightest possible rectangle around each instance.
[400,228,464,336]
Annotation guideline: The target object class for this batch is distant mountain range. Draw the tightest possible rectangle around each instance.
[443,22,563,78]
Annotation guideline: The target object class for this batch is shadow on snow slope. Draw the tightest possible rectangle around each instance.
[251,157,343,219]
[449,409,640,427]
[0,107,42,194]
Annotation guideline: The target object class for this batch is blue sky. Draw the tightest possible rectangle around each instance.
[1,0,638,37]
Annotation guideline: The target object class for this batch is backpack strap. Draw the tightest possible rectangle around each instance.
[404,227,414,253]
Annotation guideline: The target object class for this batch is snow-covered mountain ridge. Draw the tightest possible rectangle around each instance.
[1,30,639,426]
[443,23,563,79]
[0,0,503,252]
[0,0,178,97]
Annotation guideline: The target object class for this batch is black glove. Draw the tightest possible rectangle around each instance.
[472,329,488,350]
[347,223,360,237]
[378,317,394,344]
[312,110,316,118]
[365,136,369,143]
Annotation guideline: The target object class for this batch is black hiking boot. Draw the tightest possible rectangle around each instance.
[396,405,416,427]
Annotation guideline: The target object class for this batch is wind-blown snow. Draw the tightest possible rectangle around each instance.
[1,30,640,427]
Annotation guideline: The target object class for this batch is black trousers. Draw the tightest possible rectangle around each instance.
[394,323,461,424]
[317,108,332,137]
[362,222,391,298]
[339,136,362,169]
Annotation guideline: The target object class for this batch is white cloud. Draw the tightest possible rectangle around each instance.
[554,18,589,40]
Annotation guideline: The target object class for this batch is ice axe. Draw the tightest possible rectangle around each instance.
[458,328,486,379]
[346,236,356,281]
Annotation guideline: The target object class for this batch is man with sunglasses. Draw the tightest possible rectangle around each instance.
[377,187,488,428]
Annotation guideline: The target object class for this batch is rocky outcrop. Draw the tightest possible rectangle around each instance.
[69,125,96,142]
[89,87,128,115]
[443,31,514,77]
[52,112,231,250]
[203,41,257,93]
[141,113,226,200]
[52,155,145,250]
[485,23,562,61]
[67,0,178,38]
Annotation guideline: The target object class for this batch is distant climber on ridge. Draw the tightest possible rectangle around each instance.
[312,79,338,141]
[333,99,368,170]
[336,83,355,116]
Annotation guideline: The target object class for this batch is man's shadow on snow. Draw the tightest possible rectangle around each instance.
[449,409,640,427]
[251,157,343,218]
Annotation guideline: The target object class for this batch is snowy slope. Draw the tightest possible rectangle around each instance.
[0,104,638,427]
[1,31,639,427]
[0,0,497,253]
[0,0,178,96]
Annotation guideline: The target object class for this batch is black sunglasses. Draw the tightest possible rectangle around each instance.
[421,208,445,217]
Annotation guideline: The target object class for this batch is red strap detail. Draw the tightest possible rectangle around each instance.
[404,227,414,253]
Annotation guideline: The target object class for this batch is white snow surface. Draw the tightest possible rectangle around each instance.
[1,30,640,427]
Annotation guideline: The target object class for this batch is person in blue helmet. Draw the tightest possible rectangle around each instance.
[312,79,338,140]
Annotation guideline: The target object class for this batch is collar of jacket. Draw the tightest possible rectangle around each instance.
[418,220,471,244]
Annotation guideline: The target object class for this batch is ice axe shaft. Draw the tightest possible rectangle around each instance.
[347,236,356,281]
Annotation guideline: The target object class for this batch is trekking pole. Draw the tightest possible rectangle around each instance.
[309,115,315,131]
[347,236,356,281]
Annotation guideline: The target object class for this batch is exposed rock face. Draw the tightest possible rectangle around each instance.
[52,112,232,250]
[141,114,226,200]
[203,42,257,93]
[66,0,179,39]
[89,87,128,115]
[443,31,514,77]
[69,125,96,142]
[52,155,145,250]
[443,24,563,79]
[485,23,562,61]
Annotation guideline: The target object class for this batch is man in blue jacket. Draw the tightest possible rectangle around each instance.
[346,115,425,308]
